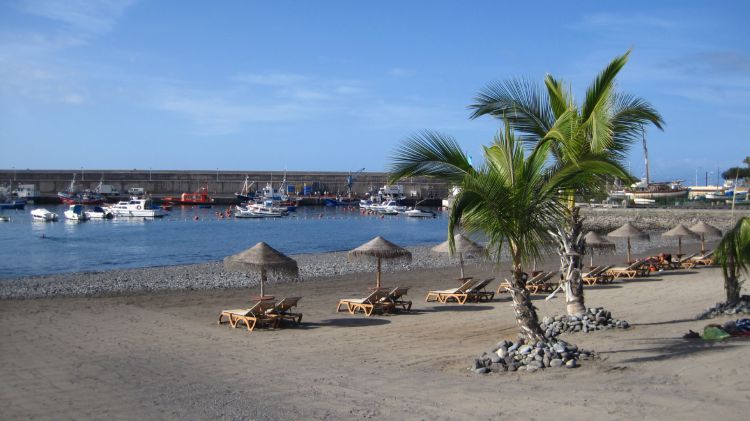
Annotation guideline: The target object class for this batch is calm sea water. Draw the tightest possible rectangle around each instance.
[0,205,449,279]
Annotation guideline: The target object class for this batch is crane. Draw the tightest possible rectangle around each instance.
[346,168,365,198]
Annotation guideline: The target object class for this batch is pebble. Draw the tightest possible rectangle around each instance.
[697,295,750,319]
[472,338,595,374]
[541,307,629,337]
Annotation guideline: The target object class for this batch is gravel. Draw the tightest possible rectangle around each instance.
[472,338,596,374]
[541,307,630,337]
[696,295,750,319]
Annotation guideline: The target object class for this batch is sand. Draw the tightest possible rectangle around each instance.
[2,247,749,420]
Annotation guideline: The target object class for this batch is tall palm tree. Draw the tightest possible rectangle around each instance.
[715,217,750,304]
[390,123,625,340]
[469,50,664,315]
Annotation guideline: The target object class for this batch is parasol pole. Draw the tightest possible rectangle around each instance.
[627,237,632,263]
[376,257,381,289]
[678,236,682,255]
[590,246,594,267]
[260,267,267,298]
[701,233,705,255]
[459,252,465,278]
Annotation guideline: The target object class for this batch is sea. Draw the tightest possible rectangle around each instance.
[0,205,450,279]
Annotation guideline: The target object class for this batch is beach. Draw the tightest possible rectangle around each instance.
[2,240,749,420]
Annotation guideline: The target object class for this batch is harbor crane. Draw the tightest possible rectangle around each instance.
[346,168,365,198]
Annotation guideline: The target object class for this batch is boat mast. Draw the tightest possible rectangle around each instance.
[641,124,650,185]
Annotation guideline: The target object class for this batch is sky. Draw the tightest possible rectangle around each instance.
[0,0,748,184]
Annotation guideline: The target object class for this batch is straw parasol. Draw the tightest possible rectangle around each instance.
[432,234,484,278]
[224,242,299,299]
[607,222,649,263]
[348,236,412,289]
[689,221,722,254]
[583,231,616,267]
[662,224,699,255]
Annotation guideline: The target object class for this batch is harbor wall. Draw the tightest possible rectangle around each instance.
[0,169,451,201]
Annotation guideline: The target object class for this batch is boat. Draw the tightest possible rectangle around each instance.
[623,130,688,201]
[0,215,9,222]
[162,185,214,206]
[58,174,104,205]
[0,199,26,210]
[235,176,256,203]
[404,208,436,218]
[31,208,59,221]
[633,198,656,206]
[370,200,407,213]
[109,198,167,217]
[85,206,115,219]
[235,200,288,218]
[14,184,40,201]
[64,204,90,221]
[256,177,298,212]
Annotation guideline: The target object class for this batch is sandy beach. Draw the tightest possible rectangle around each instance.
[2,240,749,420]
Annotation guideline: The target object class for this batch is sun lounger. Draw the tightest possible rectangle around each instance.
[467,278,495,302]
[381,286,412,311]
[527,271,559,294]
[425,278,480,304]
[218,301,279,331]
[606,261,648,279]
[583,265,614,285]
[267,297,303,325]
[692,250,715,267]
[496,272,546,294]
[337,289,394,316]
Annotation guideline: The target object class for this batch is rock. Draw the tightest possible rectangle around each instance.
[474,367,490,374]
[508,342,520,352]
[565,359,577,369]
[549,358,563,368]
[518,345,532,355]
[491,355,502,364]
[508,363,518,372]
[496,347,507,359]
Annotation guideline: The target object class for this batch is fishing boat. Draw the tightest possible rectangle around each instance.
[58,174,104,205]
[370,200,407,213]
[109,198,167,217]
[31,208,59,221]
[404,208,436,218]
[85,206,115,219]
[235,200,288,218]
[162,185,214,206]
[235,176,256,203]
[0,199,26,210]
[64,204,90,221]
[14,184,40,201]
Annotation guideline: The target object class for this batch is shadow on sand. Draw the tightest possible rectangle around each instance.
[311,317,392,328]
[420,305,496,313]
[601,336,750,364]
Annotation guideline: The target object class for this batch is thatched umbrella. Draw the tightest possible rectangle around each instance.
[224,242,299,299]
[607,222,649,263]
[583,231,616,267]
[662,224,699,255]
[348,236,412,289]
[432,234,484,278]
[689,221,722,254]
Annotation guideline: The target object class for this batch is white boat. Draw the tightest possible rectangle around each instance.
[370,200,407,213]
[109,198,167,217]
[633,198,656,206]
[64,204,90,221]
[85,206,114,219]
[235,200,288,218]
[15,184,40,201]
[0,215,9,222]
[404,208,436,218]
[31,208,59,221]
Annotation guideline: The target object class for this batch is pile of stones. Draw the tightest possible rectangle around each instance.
[472,338,595,373]
[697,295,750,320]
[540,307,629,337]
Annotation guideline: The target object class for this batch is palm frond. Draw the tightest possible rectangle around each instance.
[581,50,630,121]
[716,217,750,277]
[388,130,472,183]
[544,74,575,119]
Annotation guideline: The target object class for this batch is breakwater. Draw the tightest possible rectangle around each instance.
[0,169,450,203]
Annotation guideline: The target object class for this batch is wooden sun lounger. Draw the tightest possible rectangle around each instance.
[527,271,558,294]
[381,286,412,311]
[692,250,716,267]
[496,272,547,294]
[467,278,495,302]
[583,265,615,285]
[425,278,480,305]
[680,251,712,269]
[218,301,279,332]
[337,290,394,316]
[606,261,648,279]
[267,297,303,325]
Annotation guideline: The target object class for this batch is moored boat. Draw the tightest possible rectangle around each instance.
[404,208,436,218]
[85,206,115,219]
[235,176,256,203]
[162,185,214,206]
[64,204,90,221]
[0,199,26,210]
[58,174,104,205]
[109,198,167,217]
[31,208,59,221]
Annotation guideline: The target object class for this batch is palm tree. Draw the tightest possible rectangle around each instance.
[715,217,750,304]
[469,50,664,315]
[390,123,624,340]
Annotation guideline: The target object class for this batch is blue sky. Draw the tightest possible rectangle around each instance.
[1,0,748,184]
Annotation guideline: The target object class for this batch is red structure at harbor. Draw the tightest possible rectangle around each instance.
[162,185,214,205]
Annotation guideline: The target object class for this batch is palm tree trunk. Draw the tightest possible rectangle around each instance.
[506,251,546,342]
[552,207,587,316]
[725,251,741,304]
